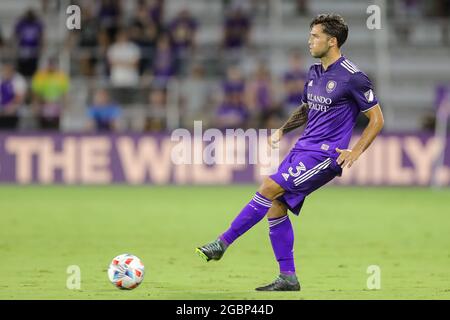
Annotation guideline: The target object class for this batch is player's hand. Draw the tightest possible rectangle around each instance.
[336,148,361,168]
[268,129,283,149]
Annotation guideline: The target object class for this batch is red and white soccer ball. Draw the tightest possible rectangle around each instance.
[108,254,145,290]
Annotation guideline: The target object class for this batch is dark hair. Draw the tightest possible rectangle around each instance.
[310,14,348,48]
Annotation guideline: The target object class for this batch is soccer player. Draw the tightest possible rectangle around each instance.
[196,14,385,291]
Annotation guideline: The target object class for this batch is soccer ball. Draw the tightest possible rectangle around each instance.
[107,254,145,290]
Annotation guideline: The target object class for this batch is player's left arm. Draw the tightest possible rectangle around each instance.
[336,104,384,168]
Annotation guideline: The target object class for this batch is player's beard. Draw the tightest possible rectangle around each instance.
[311,46,329,59]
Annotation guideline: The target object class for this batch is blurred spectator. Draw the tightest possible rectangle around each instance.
[131,1,152,31]
[420,82,450,132]
[435,84,450,117]
[68,4,101,76]
[107,29,141,101]
[151,34,177,86]
[180,64,213,128]
[31,58,70,130]
[436,0,450,45]
[393,0,421,43]
[222,7,251,51]
[144,87,167,131]
[130,9,160,75]
[421,112,436,132]
[223,0,252,12]
[261,107,283,130]
[0,63,27,130]
[216,66,248,129]
[223,65,246,99]
[147,0,165,30]
[255,0,270,17]
[86,89,122,132]
[41,0,61,13]
[0,25,4,48]
[215,98,250,130]
[169,9,198,57]
[282,53,307,116]
[97,0,122,45]
[13,9,44,78]
[295,0,309,16]
[245,62,274,114]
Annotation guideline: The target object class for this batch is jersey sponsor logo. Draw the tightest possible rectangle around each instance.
[326,80,337,93]
[308,103,329,112]
[364,89,374,102]
[307,93,332,112]
[307,93,332,105]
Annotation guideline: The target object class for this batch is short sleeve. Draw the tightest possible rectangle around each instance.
[349,72,378,112]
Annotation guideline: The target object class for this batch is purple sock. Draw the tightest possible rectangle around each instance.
[268,215,296,275]
[220,192,272,245]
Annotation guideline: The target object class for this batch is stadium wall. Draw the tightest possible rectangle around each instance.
[0,133,449,186]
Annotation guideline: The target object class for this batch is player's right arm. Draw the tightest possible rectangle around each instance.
[269,103,309,148]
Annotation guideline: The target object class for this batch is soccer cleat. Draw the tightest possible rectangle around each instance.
[196,239,227,262]
[255,274,301,291]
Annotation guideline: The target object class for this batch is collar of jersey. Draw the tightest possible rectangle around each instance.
[321,55,345,73]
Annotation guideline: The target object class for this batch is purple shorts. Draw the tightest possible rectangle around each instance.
[270,150,342,215]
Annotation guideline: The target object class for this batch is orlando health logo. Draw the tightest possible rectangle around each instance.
[307,93,333,112]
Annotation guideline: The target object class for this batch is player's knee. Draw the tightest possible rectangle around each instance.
[258,177,284,200]
[267,200,288,219]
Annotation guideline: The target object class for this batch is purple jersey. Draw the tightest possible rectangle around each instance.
[222,80,245,96]
[0,74,26,111]
[153,48,176,78]
[294,56,378,157]
[216,102,249,129]
[14,19,43,58]
[169,16,197,53]
[224,13,250,48]
[0,79,14,106]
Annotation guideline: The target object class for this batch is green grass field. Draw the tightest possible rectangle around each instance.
[0,185,449,300]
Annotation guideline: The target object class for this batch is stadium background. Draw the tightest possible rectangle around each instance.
[0,0,449,299]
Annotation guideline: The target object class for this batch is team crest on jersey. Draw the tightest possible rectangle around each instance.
[364,89,374,102]
[326,80,337,93]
